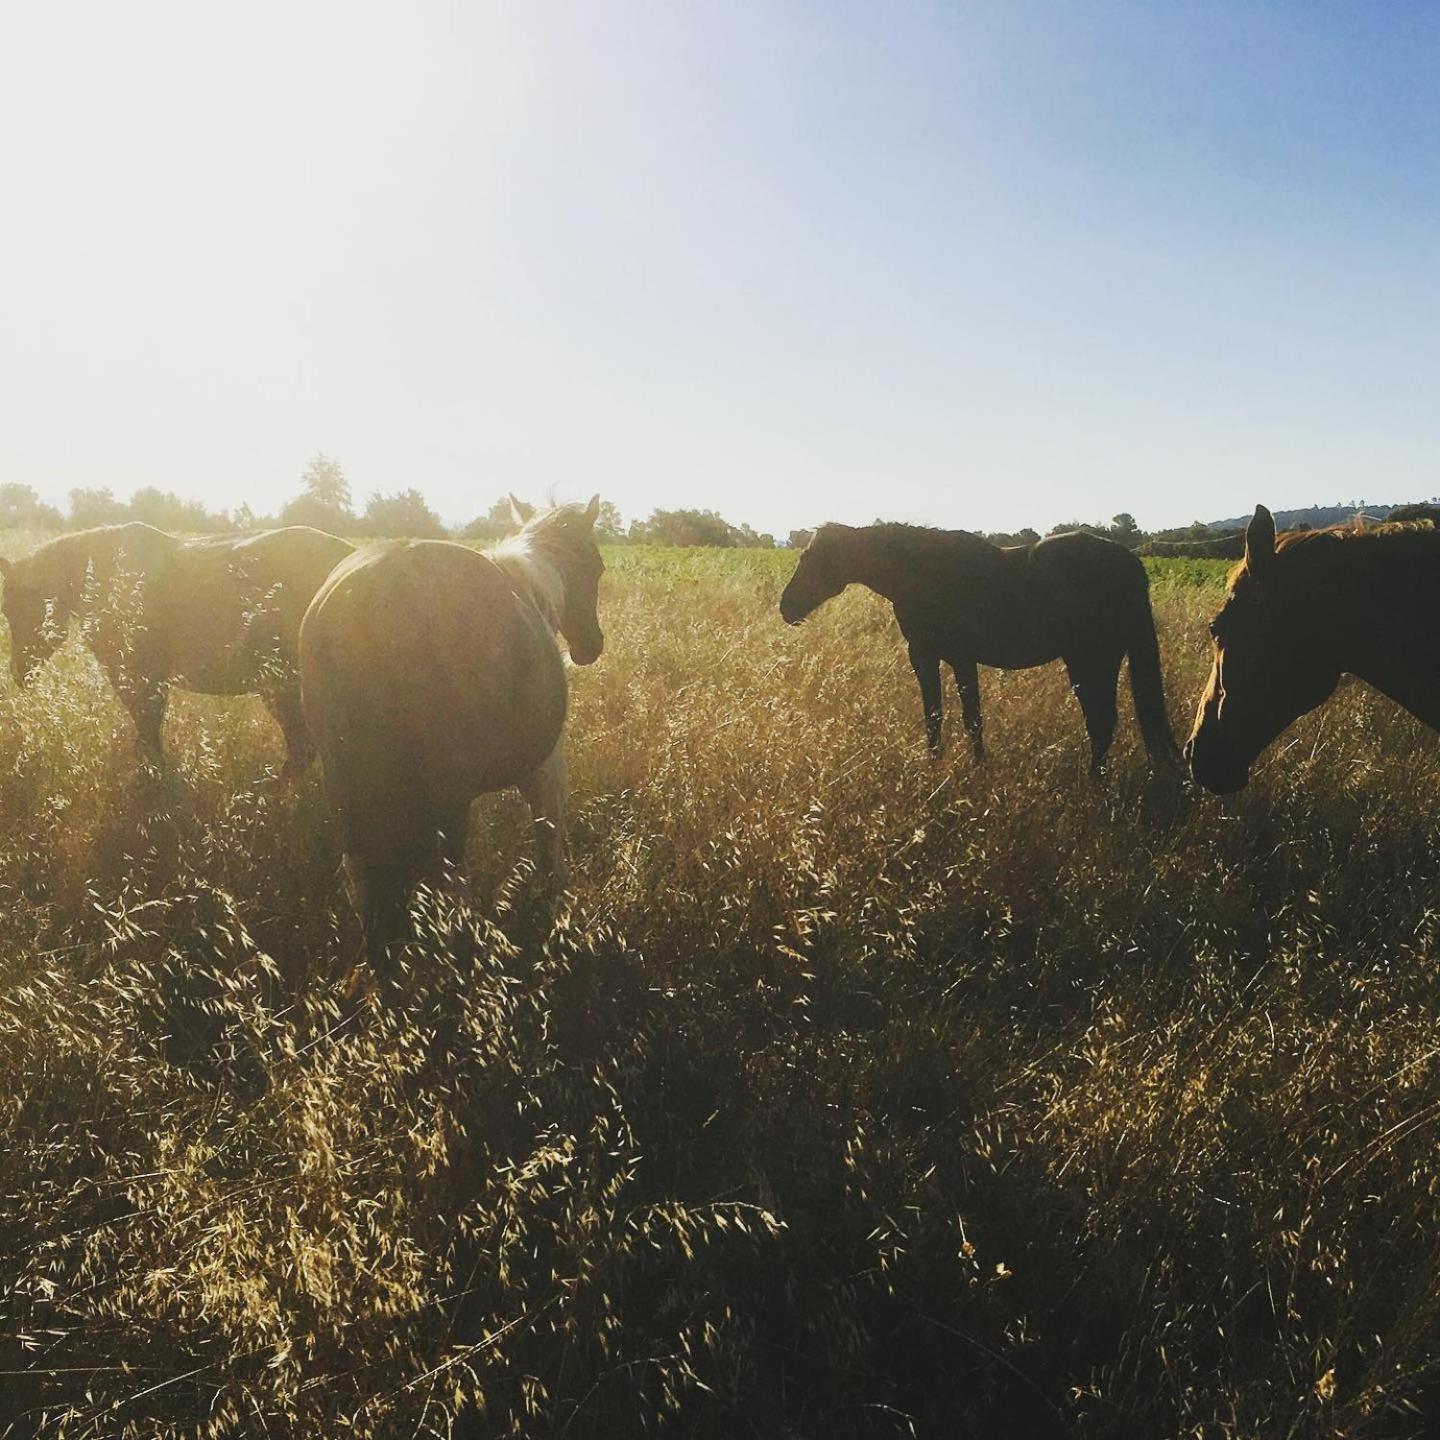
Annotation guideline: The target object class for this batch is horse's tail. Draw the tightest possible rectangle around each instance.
[1126,586,1183,771]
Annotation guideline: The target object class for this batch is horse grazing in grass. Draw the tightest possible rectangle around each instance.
[1,523,354,775]
[300,496,605,972]
[1188,505,1440,793]
[780,522,1181,774]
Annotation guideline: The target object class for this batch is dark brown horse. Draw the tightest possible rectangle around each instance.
[299,497,605,971]
[780,522,1181,772]
[1188,505,1440,793]
[1,522,353,775]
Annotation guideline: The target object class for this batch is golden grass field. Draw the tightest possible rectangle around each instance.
[4,537,1440,1437]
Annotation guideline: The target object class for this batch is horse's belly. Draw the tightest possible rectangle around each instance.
[969,641,1057,671]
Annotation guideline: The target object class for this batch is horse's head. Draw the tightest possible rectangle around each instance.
[0,555,68,686]
[780,525,853,625]
[527,496,605,666]
[1186,505,1340,793]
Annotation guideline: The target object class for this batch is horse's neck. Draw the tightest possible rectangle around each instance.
[488,539,564,631]
[856,530,999,607]
[1312,559,1440,728]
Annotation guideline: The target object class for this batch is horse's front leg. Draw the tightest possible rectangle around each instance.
[120,676,169,770]
[949,657,985,761]
[907,640,944,753]
[518,741,569,888]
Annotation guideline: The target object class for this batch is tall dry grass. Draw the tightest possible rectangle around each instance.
[3,540,1440,1436]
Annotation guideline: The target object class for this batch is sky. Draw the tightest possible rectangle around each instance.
[2,0,1437,537]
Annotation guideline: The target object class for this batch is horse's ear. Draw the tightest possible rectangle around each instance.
[1245,505,1277,580]
[583,494,600,527]
[508,494,534,526]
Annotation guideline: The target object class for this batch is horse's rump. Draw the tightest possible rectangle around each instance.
[301,541,567,832]
[162,527,354,693]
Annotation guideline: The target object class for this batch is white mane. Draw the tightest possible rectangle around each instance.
[486,529,566,632]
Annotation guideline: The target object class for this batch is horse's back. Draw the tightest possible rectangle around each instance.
[1024,531,1148,598]
[1009,532,1152,650]
[156,528,354,691]
[200,526,355,630]
[75,522,180,581]
[301,541,566,841]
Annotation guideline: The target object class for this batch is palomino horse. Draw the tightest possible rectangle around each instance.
[1188,505,1440,793]
[1,523,354,775]
[299,496,605,971]
[780,522,1181,773]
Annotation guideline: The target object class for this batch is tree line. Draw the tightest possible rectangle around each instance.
[0,455,784,546]
[5,461,1431,549]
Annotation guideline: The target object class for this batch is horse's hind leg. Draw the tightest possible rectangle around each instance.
[949,658,985,761]
[1065,652,1122,776]
[518,742,569,889]
[344,850,414,985]
[264,683,314,781]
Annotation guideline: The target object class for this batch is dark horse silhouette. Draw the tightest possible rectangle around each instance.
[1188,505,1440,793]
[780,522,1181,773]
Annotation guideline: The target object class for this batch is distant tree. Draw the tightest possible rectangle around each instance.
[1110,513,1141,547]
[594,500,625,543]
[0,484,62,530]
[127,487,230,533]
[68,487,128,529]
[363,488,447,539]
[280,453,355,534]
[233,502,257,531]
[280,493,354,533]
[1148,521,1227,545]
[300,452,351,511]
[632,508,739,547]
[127,487,174,529]
[982,527,1042,547]
[787,528,815,550]
[733,522,776,549]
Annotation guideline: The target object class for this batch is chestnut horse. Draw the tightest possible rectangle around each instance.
[1,522,353,775]
[1188,505,1440,793]
[299,497,605,971]
[780,522,1181,773]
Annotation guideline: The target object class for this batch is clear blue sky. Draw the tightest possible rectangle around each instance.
[2,1,1437,535]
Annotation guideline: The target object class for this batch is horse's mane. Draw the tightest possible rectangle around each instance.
[485,503,591,630]
[818,520,997,554]
[1229,518,1440,589]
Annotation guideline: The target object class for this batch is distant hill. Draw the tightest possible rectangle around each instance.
[1205,502,1439,533]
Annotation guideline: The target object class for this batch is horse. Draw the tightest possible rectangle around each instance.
[1,522,354,775]
[1187,505,1440,793]
[779,522,1181,773]
[299,496,605,973]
